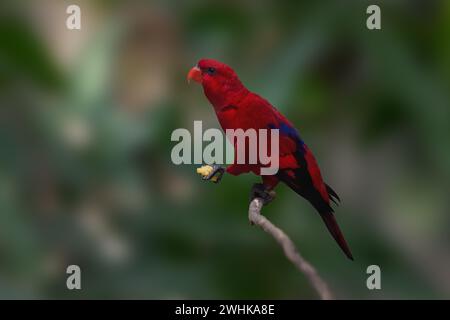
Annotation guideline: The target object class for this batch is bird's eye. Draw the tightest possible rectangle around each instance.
[206,67,216,75]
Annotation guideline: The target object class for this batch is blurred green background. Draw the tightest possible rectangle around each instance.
[1,0,450,299]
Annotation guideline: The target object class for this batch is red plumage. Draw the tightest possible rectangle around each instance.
[188,59,353,260]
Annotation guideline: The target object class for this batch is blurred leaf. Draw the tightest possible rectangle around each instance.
[0,18,63,90]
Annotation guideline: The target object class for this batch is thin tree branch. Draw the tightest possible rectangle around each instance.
[248,197,334,300]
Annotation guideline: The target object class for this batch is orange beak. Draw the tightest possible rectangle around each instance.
[187,66,202,84]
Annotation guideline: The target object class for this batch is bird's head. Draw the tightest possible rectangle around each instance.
[187,59,247,109]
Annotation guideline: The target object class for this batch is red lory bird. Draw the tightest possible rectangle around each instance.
[187,58,353,260]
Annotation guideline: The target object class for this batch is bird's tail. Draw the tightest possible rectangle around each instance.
[320,212,354,260]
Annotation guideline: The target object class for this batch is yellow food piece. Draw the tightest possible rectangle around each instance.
[197,165,220,182]
[196,165,214,177]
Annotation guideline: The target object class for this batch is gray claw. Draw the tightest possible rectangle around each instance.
[250,183,276,205]
[203,164,225,183]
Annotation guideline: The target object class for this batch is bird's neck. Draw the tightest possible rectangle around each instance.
[203,84,249,112]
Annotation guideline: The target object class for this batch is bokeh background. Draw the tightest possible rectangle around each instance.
[1,0,450,299]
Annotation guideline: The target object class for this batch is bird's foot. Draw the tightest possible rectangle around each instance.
[196,164,225,183]
[250,183,276,206]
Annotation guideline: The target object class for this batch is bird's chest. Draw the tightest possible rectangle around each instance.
[216,106,265,131]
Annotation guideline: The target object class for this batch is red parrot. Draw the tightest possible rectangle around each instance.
[187,59,353,260]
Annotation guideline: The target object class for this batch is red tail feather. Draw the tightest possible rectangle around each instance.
[320,213,353,260]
